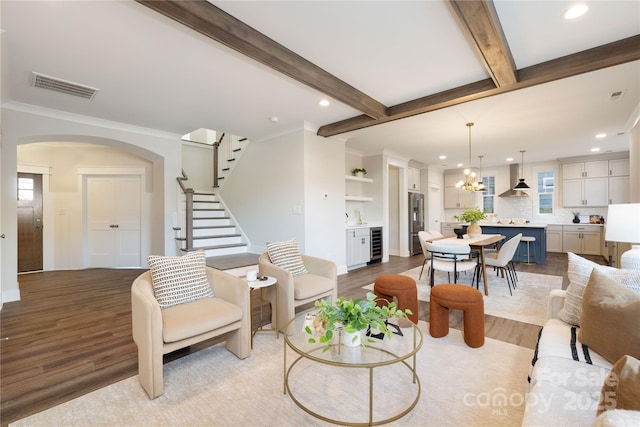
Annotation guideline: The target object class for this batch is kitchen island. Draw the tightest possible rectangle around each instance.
[479,223,547,264]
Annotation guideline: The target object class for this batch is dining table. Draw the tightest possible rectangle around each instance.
[431,234,506,296]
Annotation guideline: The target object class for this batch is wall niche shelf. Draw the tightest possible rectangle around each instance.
[345,174,373,202]
[345,175,373,183]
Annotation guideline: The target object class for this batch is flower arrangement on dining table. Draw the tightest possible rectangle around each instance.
[305,292,412,351]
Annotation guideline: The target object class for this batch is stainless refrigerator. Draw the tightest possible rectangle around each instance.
[409,192,425,255]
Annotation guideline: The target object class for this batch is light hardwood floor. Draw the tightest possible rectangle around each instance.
[0,252,603,425]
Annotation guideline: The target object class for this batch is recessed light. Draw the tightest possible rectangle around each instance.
[591,147,600,152]
[595,133,607,139]
[456,163,463,167]
[439,155,447,160]
[319,99,330,107]
[563,4,588,20]
[269,116,279,122]
[506,157,514,162]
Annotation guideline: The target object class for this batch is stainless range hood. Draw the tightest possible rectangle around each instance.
[498,164,529,197]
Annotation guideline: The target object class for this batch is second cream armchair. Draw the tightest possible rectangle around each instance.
[259,252,337,332]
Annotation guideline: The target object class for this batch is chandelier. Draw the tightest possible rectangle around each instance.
[455,122,483,191]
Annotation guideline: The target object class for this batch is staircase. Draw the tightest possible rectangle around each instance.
[175,192,248,257]
[175,132,251,257]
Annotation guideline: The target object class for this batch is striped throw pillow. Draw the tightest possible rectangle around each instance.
[147,250,214,308]
[266,239,308,276]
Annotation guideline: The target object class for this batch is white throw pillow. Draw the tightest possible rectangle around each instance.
[558,252,640,326]
[266,239,308,276]
[147,250,213,308]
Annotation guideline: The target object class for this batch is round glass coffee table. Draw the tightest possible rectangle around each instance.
[283,312,423,426]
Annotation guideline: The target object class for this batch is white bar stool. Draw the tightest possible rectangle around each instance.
[519,236,536,264]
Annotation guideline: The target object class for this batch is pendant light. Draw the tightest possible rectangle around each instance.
[514,150,530,189]
[455,122,479,191]
[475,155,486,191]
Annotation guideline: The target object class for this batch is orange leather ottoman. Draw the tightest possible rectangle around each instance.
[429,284,484,348]
[373,274,419,324]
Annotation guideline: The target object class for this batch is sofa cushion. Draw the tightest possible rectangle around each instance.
[266,239,308,276]
[147,250,214,308]
[557,253,640,326]
[293,273,335,300]
[592,409,640,427]
[161,297,242,343]
[522,381,599,427]
[579,270,640,364]
[598,355,640,415]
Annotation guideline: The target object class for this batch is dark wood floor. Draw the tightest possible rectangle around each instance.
[0,252,602,425]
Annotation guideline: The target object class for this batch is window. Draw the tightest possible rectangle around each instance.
[482,176,495,213]
[537,171,554,214]
[18,177,34,201]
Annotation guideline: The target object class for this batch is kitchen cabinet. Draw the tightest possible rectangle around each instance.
[547,225,563,253]
[562,160,608,179]
[562,225,601,255]
[609,158,630,176]
[444,186,476,209]
[345,175,373,202]
[609,176,630,204]
[346,228,370,269]
[562,177,608,207]
[408,167,421,192]
[561,157,629,207]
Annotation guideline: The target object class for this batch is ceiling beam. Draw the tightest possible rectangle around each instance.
[449,0,517,87]
[135,0,389,120]
[318,35,640,137]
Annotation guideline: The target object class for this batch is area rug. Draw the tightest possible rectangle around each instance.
[11,322,532,427]
[364,267,562,326]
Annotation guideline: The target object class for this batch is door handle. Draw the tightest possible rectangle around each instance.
[35,218,42,230]
[109,224,119,228]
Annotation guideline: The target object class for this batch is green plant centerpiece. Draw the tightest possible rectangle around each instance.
[454,207,486,237]
[351,168,367,177]
[305,292,411,351]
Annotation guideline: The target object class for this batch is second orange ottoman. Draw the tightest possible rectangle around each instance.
[429,284,484,348]
[373,274,419,324]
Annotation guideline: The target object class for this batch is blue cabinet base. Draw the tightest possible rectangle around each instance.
[480,226,547,264]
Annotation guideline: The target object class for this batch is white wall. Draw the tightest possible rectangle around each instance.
[1,104,181,304]
[181,142,214,192]
[303,131,346,269]
[388,167,400,255]
[17,143,154,270]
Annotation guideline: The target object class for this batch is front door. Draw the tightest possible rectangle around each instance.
[17,173,43,272]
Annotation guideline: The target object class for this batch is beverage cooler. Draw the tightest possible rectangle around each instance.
[409,193,425,255]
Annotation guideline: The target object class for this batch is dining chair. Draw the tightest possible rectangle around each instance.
[428,229,444,238]
[417,231,434,280]
[426,242,478,288]
[482,233,522,295]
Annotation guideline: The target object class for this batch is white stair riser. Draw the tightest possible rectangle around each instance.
[193,202,221,210]
[193,210,226,218]
[193,236,243,247]
[193,218,231,227]
[193,227,236,237]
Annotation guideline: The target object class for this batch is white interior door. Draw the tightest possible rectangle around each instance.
[87,175,141,267]
[428,184,442,233]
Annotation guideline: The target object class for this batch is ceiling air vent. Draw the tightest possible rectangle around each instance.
[32,72,99,100]
[609,90,625,101]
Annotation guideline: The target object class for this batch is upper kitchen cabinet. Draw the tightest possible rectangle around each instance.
[408,167,421,193]
[560,154,629,207]
[443,173,476,209]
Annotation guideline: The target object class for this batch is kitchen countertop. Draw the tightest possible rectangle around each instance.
[480,222,547,228]
[345,222,382,229]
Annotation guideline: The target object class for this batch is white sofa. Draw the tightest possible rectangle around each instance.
[522,289,639,426]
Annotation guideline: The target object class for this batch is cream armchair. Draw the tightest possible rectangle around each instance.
[131,267,250,399]
[259,253,337,332]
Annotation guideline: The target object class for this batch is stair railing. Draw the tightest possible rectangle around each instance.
[176,170,194,250]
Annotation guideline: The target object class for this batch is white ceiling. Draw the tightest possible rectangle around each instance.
[2,1,639,170]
